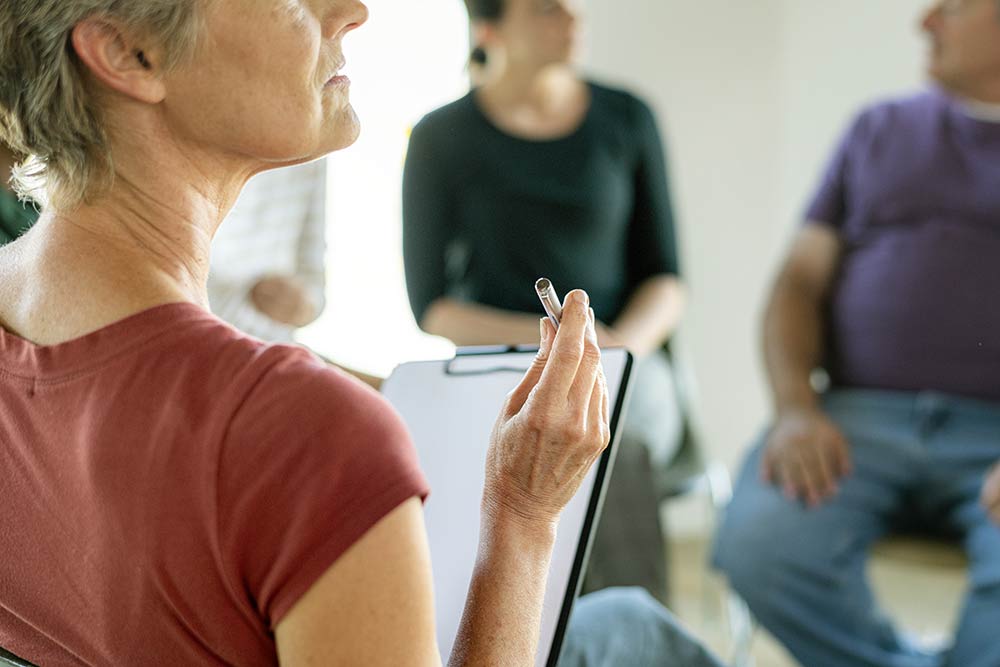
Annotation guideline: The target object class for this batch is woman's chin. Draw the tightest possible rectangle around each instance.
[322,108,361,154]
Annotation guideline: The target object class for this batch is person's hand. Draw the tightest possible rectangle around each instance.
[250,275,317,327]
[981,461,1000,526]
[482,290,611,529]
[761,407,852,507]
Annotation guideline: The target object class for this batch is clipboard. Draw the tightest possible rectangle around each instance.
[382,346,634,667]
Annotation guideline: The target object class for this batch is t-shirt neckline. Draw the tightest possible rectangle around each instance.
[0,302,210,381]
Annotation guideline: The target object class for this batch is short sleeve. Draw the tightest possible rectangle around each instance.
[804,110,871,229]
[216,347,429,629]
[626,95,680,289]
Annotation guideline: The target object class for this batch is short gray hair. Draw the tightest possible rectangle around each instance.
[0,2,206,209]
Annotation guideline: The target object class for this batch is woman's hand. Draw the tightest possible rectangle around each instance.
[482,290,611,530]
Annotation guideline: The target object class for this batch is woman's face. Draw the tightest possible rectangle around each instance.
[162,0,368,169]
[493,0,582,70]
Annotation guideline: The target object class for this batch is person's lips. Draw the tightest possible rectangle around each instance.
[324,59,347,87]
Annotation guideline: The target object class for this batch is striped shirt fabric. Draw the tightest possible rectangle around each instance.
[208,160,327,343]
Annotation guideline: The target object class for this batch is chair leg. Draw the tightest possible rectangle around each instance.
[726,592,756,667]
[703,464,756,666]
[706,462,733,510]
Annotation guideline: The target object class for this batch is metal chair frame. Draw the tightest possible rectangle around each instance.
[654,344,755,667]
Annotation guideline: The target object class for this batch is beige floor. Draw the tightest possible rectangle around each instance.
[668,536,967,666]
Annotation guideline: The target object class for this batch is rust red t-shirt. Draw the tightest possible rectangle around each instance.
[0,303,429,666]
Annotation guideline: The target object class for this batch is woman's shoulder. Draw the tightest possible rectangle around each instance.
[586,79,656,132]
[586,80,653,116]
[584,80,663,145]
[151,309,401,442]
[205,332,400,439]
[412,91,479,137]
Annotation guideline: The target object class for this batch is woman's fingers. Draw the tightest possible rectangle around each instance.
[600,365,609,425]
[567,308,602,414]
[504,318,554,417]
[533,290,590,406]
[587,364,610,453]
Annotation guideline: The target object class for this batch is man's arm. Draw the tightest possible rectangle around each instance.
[763,224,842,414]
[760,224,852,507]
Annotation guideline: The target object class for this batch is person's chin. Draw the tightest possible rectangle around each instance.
[259,114,359,168]
[324,108,361,153]
[926,66,961,96]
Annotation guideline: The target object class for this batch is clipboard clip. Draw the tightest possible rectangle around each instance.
[444,345,540,376]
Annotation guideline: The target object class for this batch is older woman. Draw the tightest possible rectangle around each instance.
[0,1,721,666]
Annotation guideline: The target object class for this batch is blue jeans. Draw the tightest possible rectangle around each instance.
[713,389,1000,667]
[560,588,724,667]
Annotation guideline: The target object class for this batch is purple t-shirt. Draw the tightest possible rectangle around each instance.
[807,89,1000,403]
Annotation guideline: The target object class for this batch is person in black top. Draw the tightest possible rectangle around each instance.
[403,0,686,604]
[0,143,37,246]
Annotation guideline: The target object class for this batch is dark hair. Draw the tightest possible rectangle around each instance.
[464,0,505,21]
[464,0,505,66]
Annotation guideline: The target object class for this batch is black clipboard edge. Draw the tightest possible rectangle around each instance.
[545,348,635,667]
[454,344,540,356]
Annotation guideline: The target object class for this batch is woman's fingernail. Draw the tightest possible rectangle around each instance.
[539,318,549,345]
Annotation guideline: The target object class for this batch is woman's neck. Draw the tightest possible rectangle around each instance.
[481,63,579,111]
[476,64,589,140]
[0,129,254,345]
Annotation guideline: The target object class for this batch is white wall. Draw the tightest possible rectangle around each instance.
[583,0,930,475]
[777,0,929,229]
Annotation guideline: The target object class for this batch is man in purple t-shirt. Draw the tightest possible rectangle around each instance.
[714,2,1000,666]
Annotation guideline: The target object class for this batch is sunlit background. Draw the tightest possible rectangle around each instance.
[297,0,469,374]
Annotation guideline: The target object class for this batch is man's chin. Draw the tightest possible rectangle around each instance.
[926,64,952,91]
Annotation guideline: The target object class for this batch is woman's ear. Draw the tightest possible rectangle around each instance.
[71,17,167,105]
[471,20,499,52]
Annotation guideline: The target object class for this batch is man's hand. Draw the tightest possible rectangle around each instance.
[981,462,1000,526]
[250,275,317,327]
[761,407,852,507]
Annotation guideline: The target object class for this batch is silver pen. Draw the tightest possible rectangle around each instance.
[535,277,563,330]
